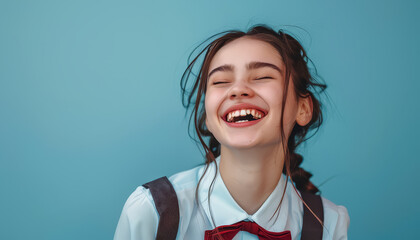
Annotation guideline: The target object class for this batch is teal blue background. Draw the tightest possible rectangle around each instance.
[1,0,419,239]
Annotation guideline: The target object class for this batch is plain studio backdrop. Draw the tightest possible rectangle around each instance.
[0,0,418,239]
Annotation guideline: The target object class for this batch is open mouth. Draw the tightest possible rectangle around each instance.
[224,109,266,123]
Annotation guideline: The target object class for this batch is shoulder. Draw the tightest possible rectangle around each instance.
[114,164,206,240]
[282,180,349,239]
[121,163,205,219]
[114,186,159,240]
[321,196,350,240]
[123,186,157,219]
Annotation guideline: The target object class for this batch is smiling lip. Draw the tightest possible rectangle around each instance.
[221,103,268,122]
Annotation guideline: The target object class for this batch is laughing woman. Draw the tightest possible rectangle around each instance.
[114,25,350,240]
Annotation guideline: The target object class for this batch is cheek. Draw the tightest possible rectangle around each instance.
[204,97,212,119]
[283,95,299,128]
[264,86,297,124]
[204,109,216,134]
[204,90,221,116]
[204,95,216,132]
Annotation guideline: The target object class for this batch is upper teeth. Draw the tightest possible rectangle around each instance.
[226,109,264,122]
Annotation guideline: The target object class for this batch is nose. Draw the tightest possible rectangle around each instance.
[228,82,255,99]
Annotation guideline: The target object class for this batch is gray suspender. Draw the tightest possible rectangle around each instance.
[300,191,324,240]
[143,176,324,240]
[142,177,180,240]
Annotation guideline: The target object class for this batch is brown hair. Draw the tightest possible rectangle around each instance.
[180,25,327,226]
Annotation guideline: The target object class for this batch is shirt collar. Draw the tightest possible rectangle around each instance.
[198,156,289,231]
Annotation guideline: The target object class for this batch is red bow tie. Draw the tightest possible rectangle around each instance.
[204,220,291,240]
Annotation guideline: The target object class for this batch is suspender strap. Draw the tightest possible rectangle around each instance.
[300,191,324,240]
[143,176,180,240]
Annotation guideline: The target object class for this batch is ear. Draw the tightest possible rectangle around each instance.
[296,94,313,127]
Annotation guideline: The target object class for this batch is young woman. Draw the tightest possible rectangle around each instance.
[114,25,349,240]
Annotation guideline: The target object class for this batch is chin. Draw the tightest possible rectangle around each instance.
[220,136,283,151]
[222,139,261,150]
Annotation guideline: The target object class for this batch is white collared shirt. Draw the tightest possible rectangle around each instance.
[114,157,349,240]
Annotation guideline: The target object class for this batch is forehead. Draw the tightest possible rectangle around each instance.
[209,37,284,70]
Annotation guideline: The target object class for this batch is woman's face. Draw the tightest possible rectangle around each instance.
[205,37,308,150]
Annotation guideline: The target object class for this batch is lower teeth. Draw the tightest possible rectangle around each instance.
[235,120,249,123]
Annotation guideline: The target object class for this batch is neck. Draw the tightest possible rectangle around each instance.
[219,144,285,215]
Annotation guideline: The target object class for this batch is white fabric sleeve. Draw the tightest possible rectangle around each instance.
[331,205,350,240]
[113,186,159,240]
[322,198,350,240]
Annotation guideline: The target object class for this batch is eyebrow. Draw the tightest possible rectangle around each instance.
[208,64,234,79]
[247,61,282,74]
[207,61,282,79]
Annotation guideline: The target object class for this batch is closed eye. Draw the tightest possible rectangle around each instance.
[213,81,228,85]
[256,76,273,80]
